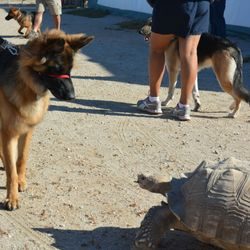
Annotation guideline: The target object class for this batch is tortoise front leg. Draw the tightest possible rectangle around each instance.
[132,204,176,249]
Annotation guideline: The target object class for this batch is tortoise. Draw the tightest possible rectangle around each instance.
[133,157,250,250]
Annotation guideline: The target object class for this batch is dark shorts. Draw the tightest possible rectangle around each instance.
[152,0,210,37]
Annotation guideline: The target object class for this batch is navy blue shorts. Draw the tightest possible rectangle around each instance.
[152,0,210,37]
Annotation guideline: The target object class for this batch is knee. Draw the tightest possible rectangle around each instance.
[180,49,197,63]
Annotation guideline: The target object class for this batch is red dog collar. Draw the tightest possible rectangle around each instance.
[48,74,70,79]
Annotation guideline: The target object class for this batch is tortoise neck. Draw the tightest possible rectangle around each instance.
[157,182,171,196]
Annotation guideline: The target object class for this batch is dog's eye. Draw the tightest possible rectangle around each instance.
[48,64,64,74]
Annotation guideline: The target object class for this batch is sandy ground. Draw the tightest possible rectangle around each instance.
[0,3,250,250]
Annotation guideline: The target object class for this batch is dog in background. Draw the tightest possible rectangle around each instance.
[0,30,94,210]
[139,17,250,117]
[5,7,36,38]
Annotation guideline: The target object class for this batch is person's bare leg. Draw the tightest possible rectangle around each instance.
[178,35,201,105]
[33,12,43,32]
[53,15,61,30]
[149,32,175,97]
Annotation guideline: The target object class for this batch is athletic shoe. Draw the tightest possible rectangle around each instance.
[137,96,162,114]
[172,103,191,121]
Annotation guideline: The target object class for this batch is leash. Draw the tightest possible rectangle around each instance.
[0,37,19,55]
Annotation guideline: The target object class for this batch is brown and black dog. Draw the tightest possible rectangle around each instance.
[0,29,94,210]
[5,7,36,38]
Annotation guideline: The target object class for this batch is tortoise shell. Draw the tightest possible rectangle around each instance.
[168,157,250,248]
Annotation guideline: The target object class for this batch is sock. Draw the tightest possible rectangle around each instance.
[149,96,160,102]
[178,102,189,108]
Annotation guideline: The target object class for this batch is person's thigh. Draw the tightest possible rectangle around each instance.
[150,32,175,52]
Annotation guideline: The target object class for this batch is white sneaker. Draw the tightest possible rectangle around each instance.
[137,96,162,114]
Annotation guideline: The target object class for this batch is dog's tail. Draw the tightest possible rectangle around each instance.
[233,47,250,104]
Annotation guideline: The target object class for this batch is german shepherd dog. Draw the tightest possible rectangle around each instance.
[5,7,36,38]
[139,17,250,117]
[0,30,94,210]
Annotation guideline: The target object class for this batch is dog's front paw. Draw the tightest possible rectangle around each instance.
[18,180,27,192]
[4,198,19,211]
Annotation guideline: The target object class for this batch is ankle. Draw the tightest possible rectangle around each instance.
[149,96,160,102]
[178,102,189,108]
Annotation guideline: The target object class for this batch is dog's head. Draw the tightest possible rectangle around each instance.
[20,29,94,100]
[138,17,152,41]
[5,7,20,20]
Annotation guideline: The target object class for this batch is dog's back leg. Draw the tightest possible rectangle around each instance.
[162,50,180,106]
[212,53,241,118]
[192,77,201,111]
[162,64,201,111]
[162,66,179,106]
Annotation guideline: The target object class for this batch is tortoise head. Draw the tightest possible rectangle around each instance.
[136,174,172,195]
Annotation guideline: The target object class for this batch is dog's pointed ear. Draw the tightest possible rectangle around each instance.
[67,34,94,51]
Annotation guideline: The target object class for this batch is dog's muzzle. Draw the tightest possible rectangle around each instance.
[5,15,13,20]
[41,74,75,100]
